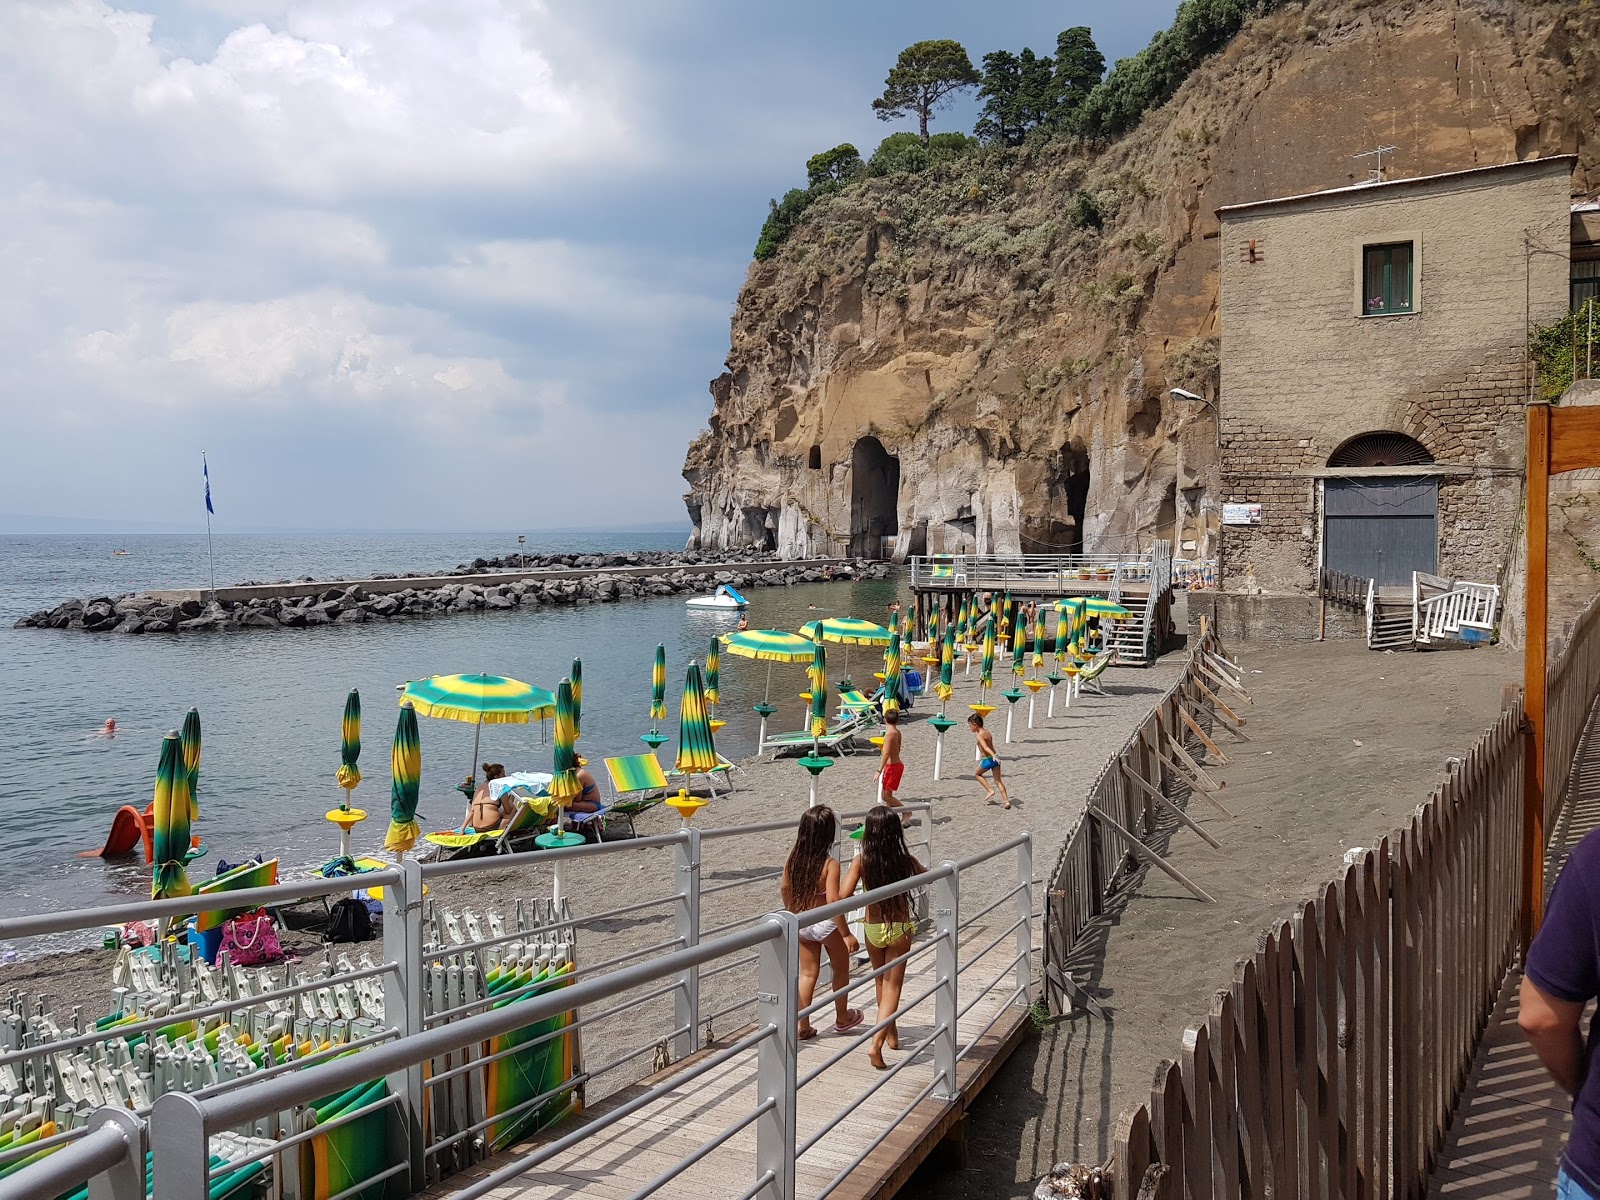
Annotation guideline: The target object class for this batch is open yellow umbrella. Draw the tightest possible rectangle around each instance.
[385,702,422,856]
[151,732,193,900]
[400,673,554,795]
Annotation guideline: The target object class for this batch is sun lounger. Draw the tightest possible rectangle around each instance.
[424,790,551,860]
[1075,649,1117,695]
[603,754,670,835]
[760,711,867,758]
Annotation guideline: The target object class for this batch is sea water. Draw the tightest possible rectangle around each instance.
[0,533,899,928]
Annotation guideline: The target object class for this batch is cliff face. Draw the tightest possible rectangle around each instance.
[684,0,1598,561]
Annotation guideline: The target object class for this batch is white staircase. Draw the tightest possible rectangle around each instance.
[1413,572,1499,646]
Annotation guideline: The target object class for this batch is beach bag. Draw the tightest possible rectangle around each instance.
[221,910,282,966]
[324,898,374,944]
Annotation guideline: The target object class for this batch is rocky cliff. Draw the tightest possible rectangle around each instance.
[684,0,1598,562]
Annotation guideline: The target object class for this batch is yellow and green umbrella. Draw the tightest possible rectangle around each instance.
[1032,605,1047,671]
[981,615,996,694]
[926,607,940,652]
[336,689,362,793]
[179,708,202,818]
[151,732,193,899]
[705,637,720,706]
[938,624,955,705]
[650,644,668,729]
[570,659,583,739]
[883,631,903,715]
[1053,605,1073,664]
[549,679,581,806]
[996,593,1011,645]
[955,596,970,642]
[400,673,555,792]
[801,616,890,690]
[385,702,422,856]
[675,663,719,782]
[722,628,813,704]
[1083,598,1134,619]
[1011,617,1027,677]
[807,640,829,744]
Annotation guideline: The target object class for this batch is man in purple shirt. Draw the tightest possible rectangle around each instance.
[1522,830,1600,1198]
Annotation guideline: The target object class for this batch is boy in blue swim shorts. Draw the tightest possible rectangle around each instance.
[968,713,1012,809]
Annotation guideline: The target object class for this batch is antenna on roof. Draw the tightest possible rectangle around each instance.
[1353,145,1399,184]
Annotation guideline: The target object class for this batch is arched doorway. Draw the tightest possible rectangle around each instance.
[1324,432,1437,587]
[849,437,900,558]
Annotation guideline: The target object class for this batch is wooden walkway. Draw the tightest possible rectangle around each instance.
[1426,705,1600,1198]
[425,920,1032,1200]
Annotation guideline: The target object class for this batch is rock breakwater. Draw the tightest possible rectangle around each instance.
[16,552,888,635]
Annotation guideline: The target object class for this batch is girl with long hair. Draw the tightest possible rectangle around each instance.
[839,806,925,1068]
[781,806,863,1039]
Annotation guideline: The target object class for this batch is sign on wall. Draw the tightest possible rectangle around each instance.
[1221,502,1262,526]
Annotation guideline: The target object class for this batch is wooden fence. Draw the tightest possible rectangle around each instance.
[1546,590,1600,824]
[1041,634,1233,1015]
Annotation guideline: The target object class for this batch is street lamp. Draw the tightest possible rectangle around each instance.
[1169,388,1220,452]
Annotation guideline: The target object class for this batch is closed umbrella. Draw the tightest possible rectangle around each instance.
[650,645,668,730]
[926,607,940,652]
[938,624,955,706]
[337,689,362,792]
[1053,605,1072,665]
[549,679,581,808]
[1012,617,1027,678]
[1032,605,1047,672]
[674,664,719,795]
[800,640,831,807]
[570,658,583,739]
[705,637,721,706]
[151,732,193,900]
[883,631,903,715]
[981,616,996,696]
[385,702,422,857]
[179,708,202,818]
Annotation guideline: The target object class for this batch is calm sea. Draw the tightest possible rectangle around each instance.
[0,533,899,943]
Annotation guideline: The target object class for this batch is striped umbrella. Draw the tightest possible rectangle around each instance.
[570,659,583,739]
[955,596,970,642]
[981,616,995,694]
[705,636,721,706]
[151,732,193,899]
[722,629,813,705]
[883,631,903,715]
[549,679,581,805]
[675,663,719,778]
[336,689,362,793]
[938,623,955,706]
[179,707,202,819]
[1032,604,1047,671]
[384,702,422,856]
[650,645,668,728]
[926,606,940,652]
[1053,605,1072,665]
[400,673,554,792]
[807,641,829,745]
[1012,617,1027,677]
[1083,599,1135,619]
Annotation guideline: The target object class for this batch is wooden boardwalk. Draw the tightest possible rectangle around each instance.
[426,919,1033,1200]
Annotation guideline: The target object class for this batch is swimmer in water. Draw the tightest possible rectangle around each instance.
[101,718,117,737]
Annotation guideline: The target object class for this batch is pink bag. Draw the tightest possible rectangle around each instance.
[221,910,282,966]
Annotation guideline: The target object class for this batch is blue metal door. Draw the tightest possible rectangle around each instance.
[1324,478,1437,587]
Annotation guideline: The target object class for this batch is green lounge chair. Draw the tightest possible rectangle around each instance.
[603,754,670,835]
[1075,649,1117,695]
[423,794,549,860]
[760,711,866,759]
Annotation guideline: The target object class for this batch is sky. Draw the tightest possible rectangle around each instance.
[0,0,1180,533]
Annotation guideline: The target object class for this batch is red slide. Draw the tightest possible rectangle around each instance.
[98,805,148,859]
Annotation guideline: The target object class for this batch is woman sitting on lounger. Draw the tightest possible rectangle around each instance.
[469,764,512,831]
[570,761,604,814]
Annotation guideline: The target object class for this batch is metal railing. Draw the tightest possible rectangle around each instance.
[907,552,1157,591]
[3,832,1031,1200]
[0,803,986,1200]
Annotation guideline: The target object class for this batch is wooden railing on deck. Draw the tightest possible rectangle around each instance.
[1547,591,1600,825]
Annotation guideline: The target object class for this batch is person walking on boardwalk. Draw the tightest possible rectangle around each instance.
[840,807,924,1069]
[968,712,1011,809]
[1521,830,1600,1197]
[782,806,863,1040]
[878,708,905,814]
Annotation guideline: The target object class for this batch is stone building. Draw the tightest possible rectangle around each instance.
[1210,156,1580,635]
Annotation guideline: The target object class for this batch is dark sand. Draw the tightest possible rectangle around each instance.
[910,639,1521,1197]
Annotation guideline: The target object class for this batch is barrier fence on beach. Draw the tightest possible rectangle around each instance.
[0,803,1037,1200]
[1100,592,1600,1199]
[1039,632,1226,1016]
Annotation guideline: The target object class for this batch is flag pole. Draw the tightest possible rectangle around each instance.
[203,451,215,602]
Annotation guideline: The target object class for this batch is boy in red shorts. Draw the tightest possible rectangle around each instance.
[879,707,905,811]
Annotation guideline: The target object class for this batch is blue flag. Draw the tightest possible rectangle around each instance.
[203,454,214,515]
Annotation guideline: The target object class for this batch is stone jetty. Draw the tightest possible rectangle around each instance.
[15,550,886,634]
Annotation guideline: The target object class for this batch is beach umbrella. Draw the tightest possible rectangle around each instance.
[1083,598,1135,619]
[1053,606,1072,664]
[179,707,202,819]
[997,592,1012,646]
[801,616,890,689]
[674,664,719,793]
[705,637,721,706]
[650,644,668,728]
[570,659,583,739]
[807,640,829,743]
[938,624,955,706]
[883,631,903,715]
[385,702,422,857]
[1012,618,1027,678]
[724,629,812,749]
[926,606,940,651]
[400,673,554,793]
[549,679,581,807]
[151,732,193,900]
[337,689,362,793]
[1032,605,1047,671]
[981,616,996,695]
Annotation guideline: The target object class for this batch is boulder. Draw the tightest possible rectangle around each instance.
[334,608,367,624]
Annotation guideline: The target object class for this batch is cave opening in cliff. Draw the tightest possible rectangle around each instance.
[1026,444,1091,555]
[849,437,900,558]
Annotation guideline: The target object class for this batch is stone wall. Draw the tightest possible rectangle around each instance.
[1217,158,1574,597]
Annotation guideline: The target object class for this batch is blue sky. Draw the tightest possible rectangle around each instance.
[0,0,1180,532]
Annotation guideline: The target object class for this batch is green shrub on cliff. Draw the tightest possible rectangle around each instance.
[867,131,976,176]
[806,144,865,186]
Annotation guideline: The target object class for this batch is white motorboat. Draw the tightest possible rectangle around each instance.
[684,584,748,610]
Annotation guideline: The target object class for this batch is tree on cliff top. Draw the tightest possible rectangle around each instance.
[871,40,981,145]
[1050,27,1105,120]
[976,47,1056,145]
[806,144,865,186]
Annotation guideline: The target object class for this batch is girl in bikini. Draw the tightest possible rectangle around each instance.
[840,806,924,1069]
[781,807,864,1040]
[469,764,512,832]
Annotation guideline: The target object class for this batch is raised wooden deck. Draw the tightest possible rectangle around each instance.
[424,920,1033,1200]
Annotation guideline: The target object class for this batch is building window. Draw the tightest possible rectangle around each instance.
[1362,242,1414,315]
[1575,260,1600,313]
